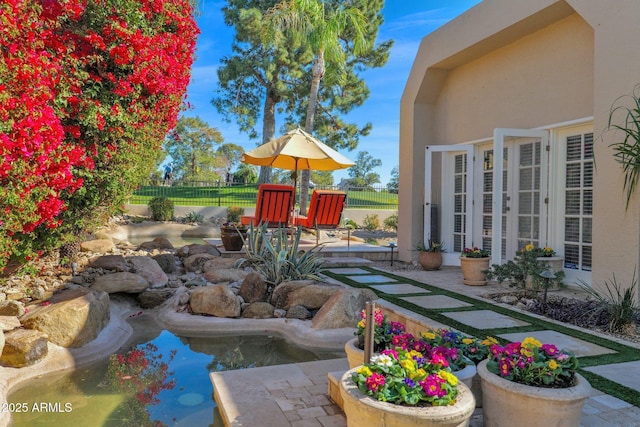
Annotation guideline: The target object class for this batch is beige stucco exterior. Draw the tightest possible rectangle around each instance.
[400,0,640,291]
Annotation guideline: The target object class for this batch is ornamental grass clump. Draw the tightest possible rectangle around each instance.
[486,337,579,388]
[352,348,459,406]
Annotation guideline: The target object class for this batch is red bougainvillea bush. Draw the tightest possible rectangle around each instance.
[0,0,199,272]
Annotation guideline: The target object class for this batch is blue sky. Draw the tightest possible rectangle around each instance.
[184,0,481,185]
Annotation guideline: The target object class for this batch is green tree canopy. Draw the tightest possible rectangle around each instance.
[217,143,245,182]
[348,151,382,188]
[165,116,225,181]
[387,165,399,194]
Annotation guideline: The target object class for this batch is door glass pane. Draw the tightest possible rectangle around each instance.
[516,142,541,250]
[452,153,467,252]
[563,133,594,271]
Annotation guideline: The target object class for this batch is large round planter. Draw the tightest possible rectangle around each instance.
[452,364,481,408]
[477,359,591,427]
[344,337,366,369]
[537,256,564,274]
[419,252,443,271]
[220,226,247,251]
[340,368,476,427]
[459,257,490,286]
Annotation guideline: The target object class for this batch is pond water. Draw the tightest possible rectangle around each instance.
[126,235,206,247]
[8,314,343,427]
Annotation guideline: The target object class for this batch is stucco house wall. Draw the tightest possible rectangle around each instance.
[400,0,640,293]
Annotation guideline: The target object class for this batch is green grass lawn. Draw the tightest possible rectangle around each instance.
[129,184,398,209]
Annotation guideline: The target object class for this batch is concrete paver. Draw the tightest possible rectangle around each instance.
[499,330,617,357]
[442,309,531,329]
[584,360,640,391]
[402,294,473,309]
[369,283,430,294]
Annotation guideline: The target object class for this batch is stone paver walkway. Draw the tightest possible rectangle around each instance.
[211,264,640,427]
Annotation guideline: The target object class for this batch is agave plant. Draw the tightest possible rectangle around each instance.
[235,223,326,291]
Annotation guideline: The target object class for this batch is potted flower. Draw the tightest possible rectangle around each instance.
[220,206,247,251]
[345,308,407,368]
[416,240,446,271]
[459,246,491,286]
[477,337,592,427]
[340,348,476,427]
[485,244,565,297]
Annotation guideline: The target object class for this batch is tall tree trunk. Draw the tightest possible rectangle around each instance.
[258,88,278,184]
[300,50,325,215]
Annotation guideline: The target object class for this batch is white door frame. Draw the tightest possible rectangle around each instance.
[425,144,474,262]
[492,128,549,264]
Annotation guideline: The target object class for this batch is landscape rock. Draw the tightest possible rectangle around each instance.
[20,287,110,348]
[81,239,115,253]
[137,288,175,309]
[183,253,218,272]
[311,288,378,329]
[285,283,342,310]
[138,237,174,250]
[0,328,48,368]
[152,254,177,274]
[190,285,241,318]
[239,273,268,303]
[203,268,248,283]
[92,272,149,293]
[0,300,25,317]
[88,255,127,271]
[241,302,275,319]
[274,309,286,318]
[129,256,168,288]
[0,316,21,331]
[271,280,316,309]
[286,305,311,320]
[202,257,237,271]
[177,244,221,258]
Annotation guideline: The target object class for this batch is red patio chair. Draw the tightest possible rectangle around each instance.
[240,184,295,227]
[294,190,347,243]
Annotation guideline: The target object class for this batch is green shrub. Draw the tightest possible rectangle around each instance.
[383,212,398,231]
[362,214,380,231]
[343,218,358,229]
[183,211,203,223]
[235,224,325,295]
[148,197,174,221]
[226,206,245,224]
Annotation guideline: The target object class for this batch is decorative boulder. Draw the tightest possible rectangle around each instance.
[0,300,25,317]
[239,273,268,303]
[241,302,275,319]
[0,328,48,368]
[202,257,237,271]
[190,285,241,318]
[270,280,316,309]
[92,272,149,294]
[311,288,378,329]
[129,256,168,288]
[152,254,177,274]
[81,239,115,253]
[88,255,127,271]
[203,268,248,284]
[137,289,175,309]
[284,283,342,310]
[177,244,221,258]
[183,253,218,272]
[138,237,174,250]
[20,287,110,348]
[286,305,311,320]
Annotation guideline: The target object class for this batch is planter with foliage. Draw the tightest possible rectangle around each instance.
[341,349,475,427]
[220,223,248,251]
[416,240,445,271]
[459,247,491,286]
[478,337,591,427]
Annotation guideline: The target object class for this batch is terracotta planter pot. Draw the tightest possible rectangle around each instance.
[477,359,591,427]
[419,252,443,271]
[220,226,247,251]
[344,337,366,369]
[459,257,490,286]
[340,368,476,427]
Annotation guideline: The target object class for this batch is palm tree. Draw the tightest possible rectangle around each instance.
[263,0,368,214]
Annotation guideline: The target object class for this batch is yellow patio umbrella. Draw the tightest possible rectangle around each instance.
[241,128,354,201]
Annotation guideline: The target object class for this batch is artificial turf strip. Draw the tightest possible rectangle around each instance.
[323,266,640,407]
